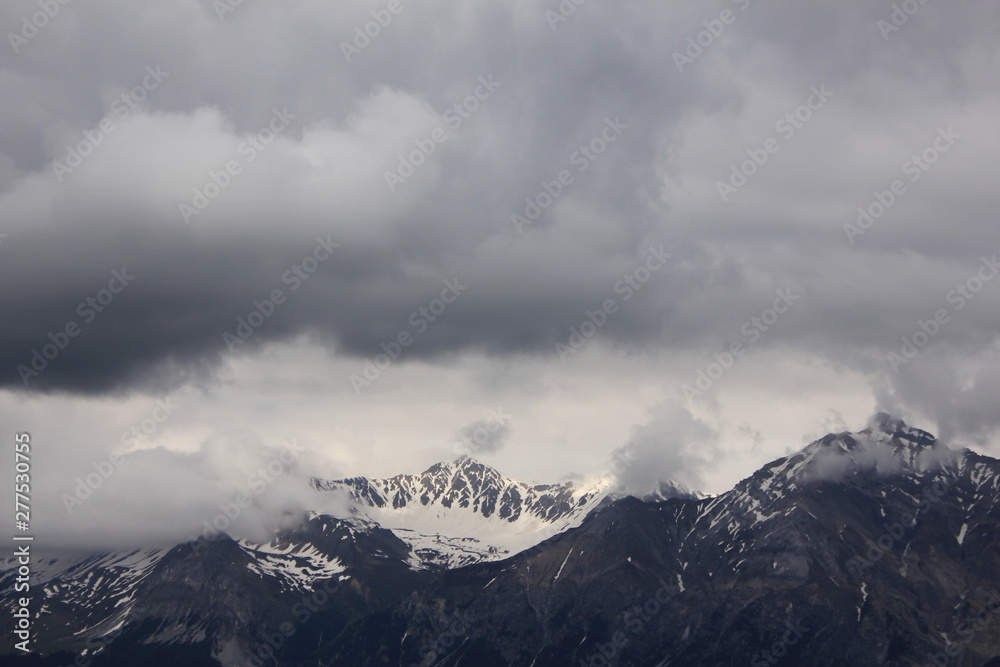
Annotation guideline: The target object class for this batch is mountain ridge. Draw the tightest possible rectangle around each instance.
[4,413,1000,666]
[323,414,1000,666]
[311,452,698,567]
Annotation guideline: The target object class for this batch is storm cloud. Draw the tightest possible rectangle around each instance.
[2,0,999,537]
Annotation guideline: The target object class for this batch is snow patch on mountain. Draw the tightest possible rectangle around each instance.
[313,457,616,565]
[776,413,956,485]
[237,540,348,592]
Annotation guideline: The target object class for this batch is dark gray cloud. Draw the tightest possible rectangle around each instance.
[1,0,999,450]
[455,412,511,457]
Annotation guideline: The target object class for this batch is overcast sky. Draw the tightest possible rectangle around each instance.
[2,0,999,550]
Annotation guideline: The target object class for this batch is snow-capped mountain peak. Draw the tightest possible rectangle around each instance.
[863,411,939,448]
[633,479,707,502]
[7,415,1000,666]
[757,413,955,488]
[312,457,613,568]
[314,456,605,522]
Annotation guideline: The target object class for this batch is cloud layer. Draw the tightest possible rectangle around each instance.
[2,1,999,544]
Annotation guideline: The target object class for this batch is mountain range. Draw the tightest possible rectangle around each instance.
[2,413,999,666]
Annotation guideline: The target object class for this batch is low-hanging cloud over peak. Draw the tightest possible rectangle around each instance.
[1,0,998,482]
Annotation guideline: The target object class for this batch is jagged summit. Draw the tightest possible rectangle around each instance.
[315,456,595,518]
[326,419,1000,667]
[422,454,487,474]
[634,479,706,502]
[312,455,613,567]
[758,413,953,489]
[868,411,908,433]
[7,413,1000,666]
[863,411,939,446]
[422,455,583,491]
[310,455,706,568]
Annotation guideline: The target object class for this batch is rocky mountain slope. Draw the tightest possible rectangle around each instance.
[312,455,697,569]
[3,414,999,666]
[324,414,1000,666]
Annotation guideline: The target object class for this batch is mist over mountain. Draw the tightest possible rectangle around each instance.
[3,415,999,666]
[3,1,1000,664]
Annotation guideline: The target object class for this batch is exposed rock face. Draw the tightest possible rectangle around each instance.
[3,415,999,666]
[326,415,1000,666]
